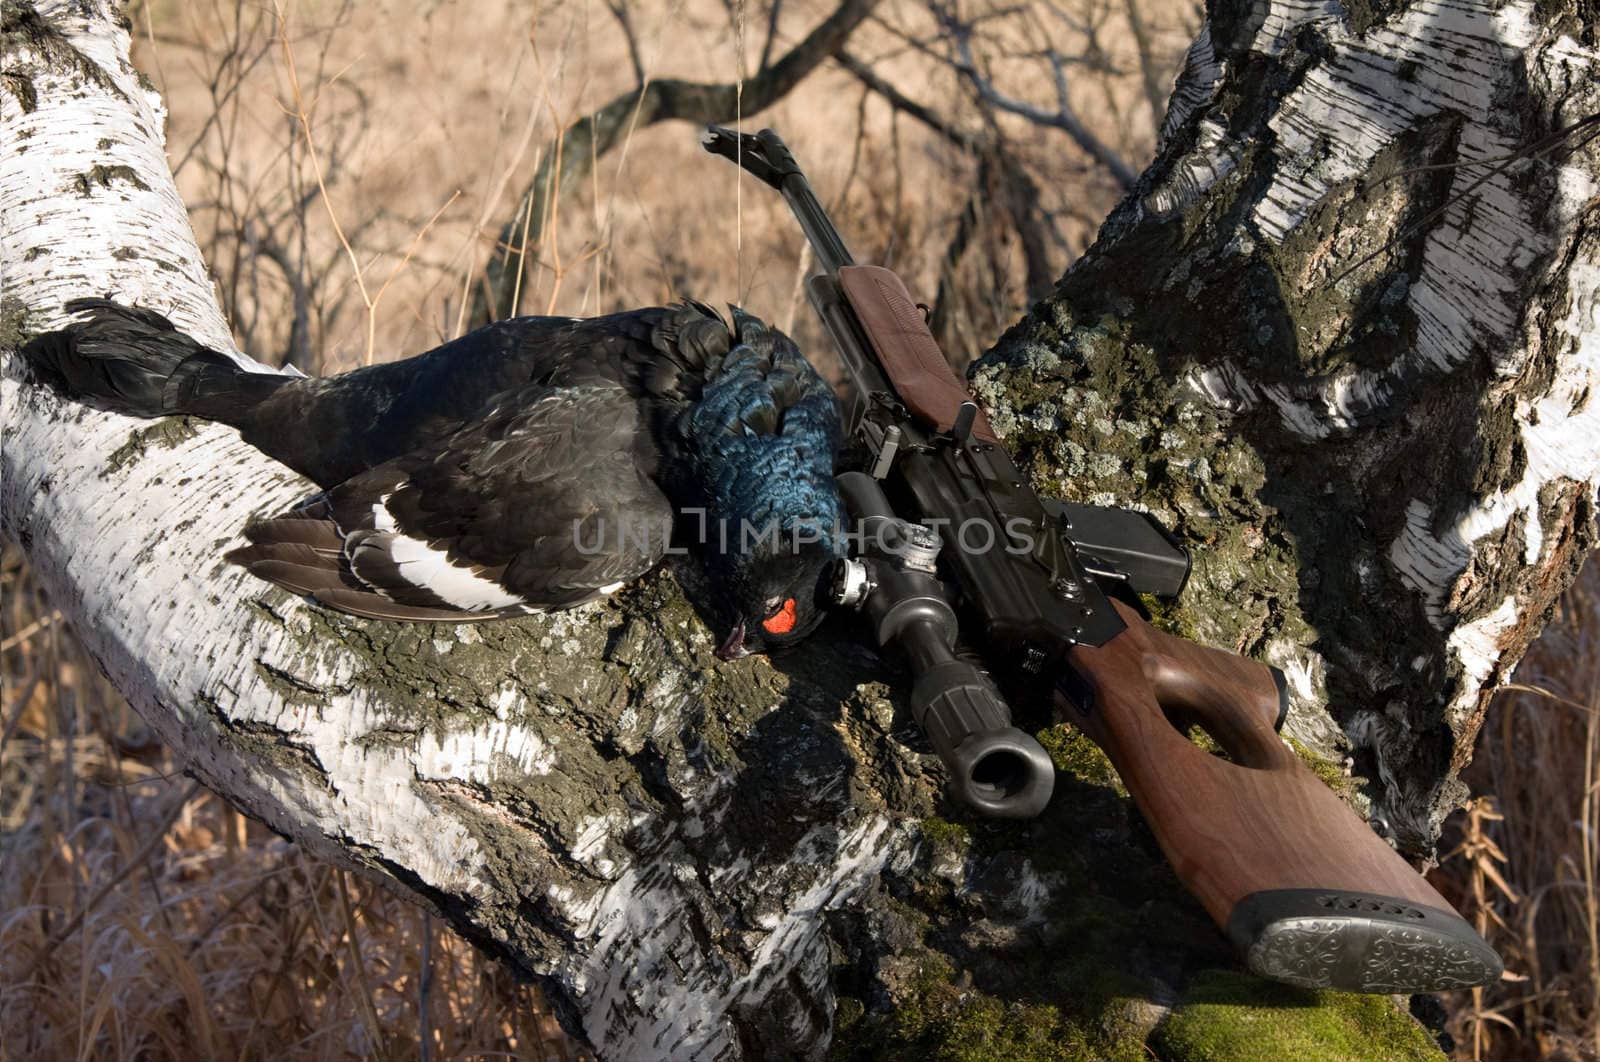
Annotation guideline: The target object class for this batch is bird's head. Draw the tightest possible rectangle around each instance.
[714,525,840,660]
[688,305,843,659]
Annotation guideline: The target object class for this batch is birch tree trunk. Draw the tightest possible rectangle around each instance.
[976,0,1600,852]
[2,2,1594,1061]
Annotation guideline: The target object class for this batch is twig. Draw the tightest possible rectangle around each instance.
[448,51,543,339]
[478,0,882,324]
[931,187,982,341]
[369,189,463,353]
[1,670,41,752]
[17,781,201,983]
[758,0,785,73]
[934,2,1137,189]
[836,50,1059,300]
[336,870,388,1061]
[1121,0,1169,131]
[0,610,60,652]
[419,912,434,1062]
[834,50,976,148]
[273,2,379,363]
[603,0,649,87]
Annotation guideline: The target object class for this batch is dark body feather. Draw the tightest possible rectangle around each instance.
[21,299,843,647]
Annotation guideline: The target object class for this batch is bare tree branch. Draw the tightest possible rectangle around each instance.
[603,0,649,88]
[932,1,1138,189]
[835,50,1058,302]
[758,0,786,73]
[478,0,882,323]
[1120,0,1170,131]
[833,50,977,149]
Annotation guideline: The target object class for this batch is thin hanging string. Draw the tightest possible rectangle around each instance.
[733,0,746,300]
[592,0,688,306]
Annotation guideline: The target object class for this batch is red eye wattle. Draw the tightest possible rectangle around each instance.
[761,598,798,635]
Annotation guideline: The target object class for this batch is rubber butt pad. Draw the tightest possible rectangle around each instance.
[1229,888,1503,993]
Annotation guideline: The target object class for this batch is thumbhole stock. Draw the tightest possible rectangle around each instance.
[1161,705,1236,764]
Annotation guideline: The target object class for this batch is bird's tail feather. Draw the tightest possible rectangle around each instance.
[19,298,287,424]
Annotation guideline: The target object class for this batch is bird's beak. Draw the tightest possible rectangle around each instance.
[715,618,750,661]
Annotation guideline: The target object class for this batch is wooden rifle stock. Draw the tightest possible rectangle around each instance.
[837,265,1000,441]
[1060,599,1502,991]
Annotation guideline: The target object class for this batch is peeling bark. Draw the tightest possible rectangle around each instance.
[3,0,1593,1059]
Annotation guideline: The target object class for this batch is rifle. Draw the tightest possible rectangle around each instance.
[703,125,1503,994]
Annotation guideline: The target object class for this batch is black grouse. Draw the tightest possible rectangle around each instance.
[20,299,845,656]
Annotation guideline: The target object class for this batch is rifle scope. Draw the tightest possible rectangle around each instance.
[835,472,1055,818]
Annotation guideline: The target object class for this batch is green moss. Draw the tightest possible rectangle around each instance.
[920,816,971,859]
[830,870,1184,1062]
[1036,724,1124,794]
[833,955,1112,1062]
[1151,970,1444,1061]
[1288,738,1358,800]
[1181,723,1226,758]
[0,296,30,349]
[1140,594,1196,639]
[897,990,1075,1061]
[835,995,866,1034]
[907,952,1159,1062]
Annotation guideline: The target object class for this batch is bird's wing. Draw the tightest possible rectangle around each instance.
[226,382,673,621]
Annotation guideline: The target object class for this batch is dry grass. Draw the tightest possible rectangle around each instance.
[135,0,1191,372]
[0,545,584,1061]
[1432,558,1600,1061]
[7,0,1591,1059]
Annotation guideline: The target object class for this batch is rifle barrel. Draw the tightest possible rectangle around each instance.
[703,126,855,274]
[772,171,854,275]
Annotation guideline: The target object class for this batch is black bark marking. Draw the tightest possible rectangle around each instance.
[72,163,150,197]
[2,3,128,106]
